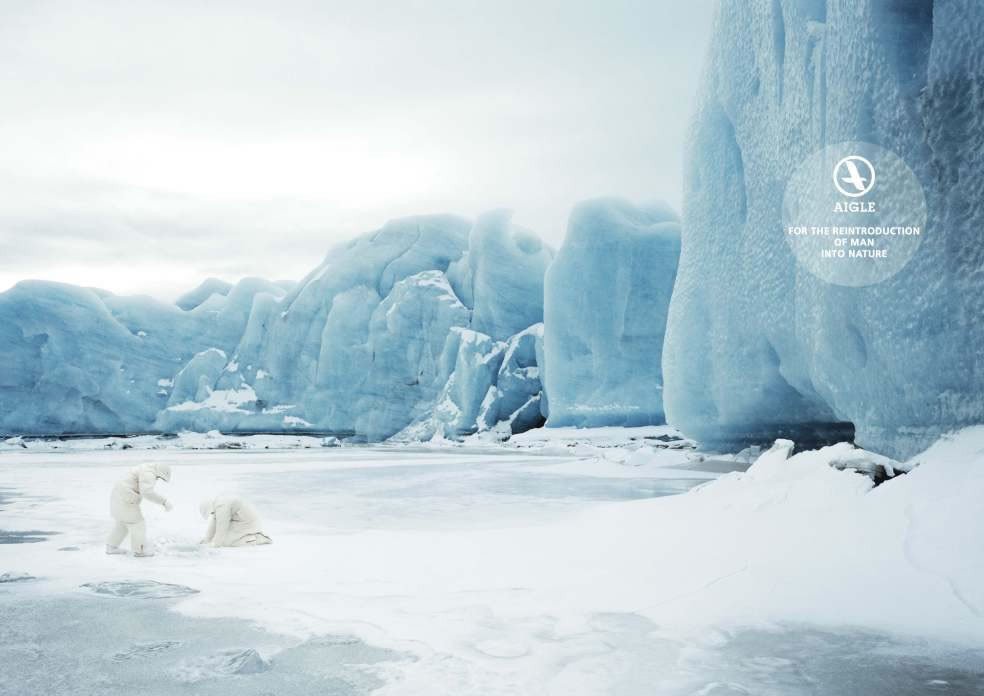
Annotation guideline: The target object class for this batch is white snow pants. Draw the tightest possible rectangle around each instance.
[107,482,148,553]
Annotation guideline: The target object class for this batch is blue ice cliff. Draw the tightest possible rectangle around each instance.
[663,0,984,459]
[0,212,557,440]
[0,196,684,441]
[543,198,680,427]
[0,278,287,434]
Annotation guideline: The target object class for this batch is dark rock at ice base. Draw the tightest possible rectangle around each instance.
[81,579,200,599]
[648,433,684,443]
[112,640,182,662]
[103,440,133,449]
[824,446,909,485]
[216,440,245,449]
[0,571,36,583]
[173,648,270,682]
[752,439,912,485]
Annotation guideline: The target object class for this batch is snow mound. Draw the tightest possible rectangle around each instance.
[627,427,984,640]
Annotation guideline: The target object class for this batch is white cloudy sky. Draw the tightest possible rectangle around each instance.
[0,0,714,300]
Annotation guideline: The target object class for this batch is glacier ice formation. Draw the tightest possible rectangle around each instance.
[396,322,547,441]
[175,278,233,311]
[0,212,553,441]
[0,278,287,435]
[662,0,984,459]
[543,198,680,428]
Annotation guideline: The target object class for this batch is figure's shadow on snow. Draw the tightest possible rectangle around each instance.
[0,591,410,696]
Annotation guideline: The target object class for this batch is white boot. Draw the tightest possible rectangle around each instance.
[130,521,153,557]
[105,544,127,555]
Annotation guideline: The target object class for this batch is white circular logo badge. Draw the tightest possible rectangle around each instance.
[783,141,926,287]
[832,155,876,198]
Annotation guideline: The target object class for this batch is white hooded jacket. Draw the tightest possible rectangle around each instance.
[110,462,171,525]
[200,495,265,547]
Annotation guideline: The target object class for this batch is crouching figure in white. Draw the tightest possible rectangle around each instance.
[106,462,173,557]
[199,495,272,547]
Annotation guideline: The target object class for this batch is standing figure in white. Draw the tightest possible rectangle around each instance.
[200,495,272,547]
[106,462,173,557]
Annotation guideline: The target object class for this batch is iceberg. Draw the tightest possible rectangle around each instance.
[477,324,544,432]
[0,279,283,435]
[351,271,472,441]
[466,210,553,341]
[663,0,984,458]
[166,348,228,406]
[543,198,680,427]
[395,322,547,441]
[175,277,232,311]
[224,214,473,436]
[430,328,507,438]
[0,210,554,441]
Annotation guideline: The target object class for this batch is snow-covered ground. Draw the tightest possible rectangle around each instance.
[2,428,984,694]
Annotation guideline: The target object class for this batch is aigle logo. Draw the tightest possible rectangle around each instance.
[833,155,876,198]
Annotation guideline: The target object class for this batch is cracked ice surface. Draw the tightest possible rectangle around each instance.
[1,431,983,694]
[81,579,200,599]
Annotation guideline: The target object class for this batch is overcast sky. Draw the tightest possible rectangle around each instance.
[0,0,714,300]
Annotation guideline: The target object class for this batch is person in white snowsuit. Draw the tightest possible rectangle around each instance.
[106,462,173,557]
[199,495,272,547]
